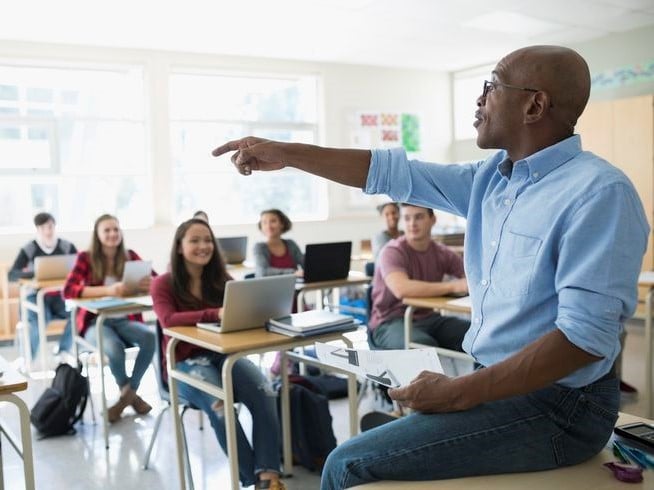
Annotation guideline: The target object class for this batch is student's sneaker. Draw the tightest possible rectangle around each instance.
[255,479,286,489]
[360,410,401,432]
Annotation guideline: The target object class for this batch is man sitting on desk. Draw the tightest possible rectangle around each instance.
[369,204,469,350]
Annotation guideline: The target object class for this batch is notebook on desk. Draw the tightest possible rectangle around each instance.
[216,236,248,265]
[33,254,77,281]
[300,241,352,283]
[196,274,296,334]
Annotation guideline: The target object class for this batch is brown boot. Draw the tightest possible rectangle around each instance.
[131,393,152,415]
[107,385,136,423]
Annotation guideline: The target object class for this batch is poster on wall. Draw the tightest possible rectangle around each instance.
[347,111,421,209]
[350,111,421,153]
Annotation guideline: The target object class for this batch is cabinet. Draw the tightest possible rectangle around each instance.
[577,95,654,283]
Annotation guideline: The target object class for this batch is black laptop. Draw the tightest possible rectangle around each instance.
[216,236,248,265]
[301,241,352,283]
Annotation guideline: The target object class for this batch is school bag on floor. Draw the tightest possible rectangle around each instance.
[279,381,338,472]
[31,363,89,437]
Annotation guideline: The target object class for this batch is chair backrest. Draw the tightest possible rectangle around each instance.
[364,262,379,349]
[153,321,171,401]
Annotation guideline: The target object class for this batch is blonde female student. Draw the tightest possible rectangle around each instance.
[151,218,285,490]
[63,214,155,423]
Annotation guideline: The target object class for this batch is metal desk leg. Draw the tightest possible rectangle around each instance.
[222,355,240,490]
[647,288,653,418]
[36,289,48,372]
[3,393,36,490]
[95,315,110,450]
[342,337,358,437]
[297,290,306,314]
[167,338,187,490]
[404,306,414,349]
[19,286,31,374]
[280,351,293,476]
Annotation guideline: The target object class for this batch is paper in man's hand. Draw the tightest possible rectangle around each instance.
[314,342,443,388]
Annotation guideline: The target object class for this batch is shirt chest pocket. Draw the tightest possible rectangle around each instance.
[492,231,542,297]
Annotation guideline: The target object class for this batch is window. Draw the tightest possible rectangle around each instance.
[0,62,150,232]
[170,70,327,225]
[453,64,493,141]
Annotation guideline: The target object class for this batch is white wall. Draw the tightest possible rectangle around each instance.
[0,40,451,272]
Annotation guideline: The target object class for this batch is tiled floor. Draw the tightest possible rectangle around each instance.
[0,320,649,490]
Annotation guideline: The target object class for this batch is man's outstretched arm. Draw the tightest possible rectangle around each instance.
[212,137,371,188]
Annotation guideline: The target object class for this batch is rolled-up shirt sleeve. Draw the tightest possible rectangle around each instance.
[366,148,478,217]
[555,182,649,376]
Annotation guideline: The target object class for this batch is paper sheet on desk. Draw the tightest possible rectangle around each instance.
[314,342,443,388]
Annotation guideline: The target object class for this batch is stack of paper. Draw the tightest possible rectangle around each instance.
[266,310,359,337]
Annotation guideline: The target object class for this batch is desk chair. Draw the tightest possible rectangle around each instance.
[142,321,199,490]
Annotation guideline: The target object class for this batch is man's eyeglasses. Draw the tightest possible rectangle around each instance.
[482,80,540,99]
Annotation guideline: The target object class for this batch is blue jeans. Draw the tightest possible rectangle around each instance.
[371,313,470,350]
[25,292,73,359]
[321,375,619,489]
[84,317,155,390]
[176,352,281,487]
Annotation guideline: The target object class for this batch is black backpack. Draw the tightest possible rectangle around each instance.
[279,381,338,472]
[31,363,89,437]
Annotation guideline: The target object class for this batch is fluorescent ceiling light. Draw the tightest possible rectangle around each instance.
[464,11,565,36]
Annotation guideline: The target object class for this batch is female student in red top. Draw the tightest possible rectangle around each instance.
[150,218,285,490]
[253,209,304,278]
[63,214,155,423]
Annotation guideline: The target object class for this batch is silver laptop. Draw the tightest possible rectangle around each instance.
[33,254,77,280]
[216,236,248,265]
[197,275,296,334]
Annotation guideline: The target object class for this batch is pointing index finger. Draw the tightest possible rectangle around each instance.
[211,140,242,157]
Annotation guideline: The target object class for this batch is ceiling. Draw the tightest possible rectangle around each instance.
[3,0,654,71]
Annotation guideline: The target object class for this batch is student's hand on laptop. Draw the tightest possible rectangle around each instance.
[294,269,304,278]
[388,371,474,413]
[449,278,468,295]
[217,307,224,320]
[211,137,286,176]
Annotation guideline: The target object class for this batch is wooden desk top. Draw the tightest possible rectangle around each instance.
[639,271,654,287]
[0,356,28,395]
[352,412,652,490]
[403,296,472,314]
[296,272,371,291]
[164,326,353,355]
[18,278,66,290]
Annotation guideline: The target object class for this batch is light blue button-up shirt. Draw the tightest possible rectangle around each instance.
[366,135,649,387]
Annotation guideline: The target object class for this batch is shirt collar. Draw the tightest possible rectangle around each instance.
[496,134,583,183]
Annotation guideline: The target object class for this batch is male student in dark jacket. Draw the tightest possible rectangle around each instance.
[9,212,77,358]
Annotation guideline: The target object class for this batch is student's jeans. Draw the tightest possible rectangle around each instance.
[25,292,73,359]
[84,317,155,390]
[321,374,619,489]
[176,352,281,487]
[370,313,470,350]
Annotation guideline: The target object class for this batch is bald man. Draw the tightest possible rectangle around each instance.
[213,46,649,488]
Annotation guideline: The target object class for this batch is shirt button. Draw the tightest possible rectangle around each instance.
[503,198,512,206]
[481,279,488,286]
[474,317,482,324]
[533,171,540,179]
[490,240,497,247]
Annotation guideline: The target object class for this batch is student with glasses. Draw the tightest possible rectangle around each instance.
[212,45,648,488]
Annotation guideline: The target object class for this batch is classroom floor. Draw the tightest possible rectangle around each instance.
[0,320,649,490]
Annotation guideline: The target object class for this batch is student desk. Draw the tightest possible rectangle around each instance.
[164,326,359,490]
[0,355,34,490]
[18,278,66,375]
[640,272,654,418]
[351,412,653,490]
[67,297,153,450]
[402,296,473,361]
[295,272,371,313]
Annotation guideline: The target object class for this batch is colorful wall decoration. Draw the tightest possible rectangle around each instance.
[350,111,421,153]
[591,59,654,90]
